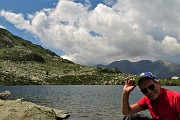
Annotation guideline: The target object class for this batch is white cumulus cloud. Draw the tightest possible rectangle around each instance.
[0,0,180,65]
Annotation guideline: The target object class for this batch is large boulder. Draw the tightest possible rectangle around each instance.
[0,99,70,120]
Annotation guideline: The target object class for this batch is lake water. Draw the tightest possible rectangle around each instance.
[0,85,179,120]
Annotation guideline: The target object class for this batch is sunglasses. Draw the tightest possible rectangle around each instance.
[141,84,155,94]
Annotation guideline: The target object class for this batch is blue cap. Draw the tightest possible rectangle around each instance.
[139,72,158,79]
[138,72,158,85]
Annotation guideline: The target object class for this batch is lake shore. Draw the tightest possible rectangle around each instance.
[0,85,179,120]
[0,99,70,120]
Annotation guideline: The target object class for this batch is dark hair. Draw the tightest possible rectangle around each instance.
[138,77,157,86]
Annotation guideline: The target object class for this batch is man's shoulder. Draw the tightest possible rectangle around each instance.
[163,88,179,93]
[163,88,180,99]
[138,96,150,103]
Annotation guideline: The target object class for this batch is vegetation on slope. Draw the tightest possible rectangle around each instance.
[0,28,179,86]
[0,28,128,85]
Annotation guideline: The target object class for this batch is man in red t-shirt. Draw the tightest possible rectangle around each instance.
[122,72,180,120]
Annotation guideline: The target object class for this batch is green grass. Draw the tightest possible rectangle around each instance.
[1,28,180,86]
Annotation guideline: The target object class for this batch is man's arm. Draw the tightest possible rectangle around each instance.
[121,78,143,115]
[122,92,143,115]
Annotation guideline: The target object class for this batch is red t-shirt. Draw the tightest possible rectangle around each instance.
[137,88,180,120]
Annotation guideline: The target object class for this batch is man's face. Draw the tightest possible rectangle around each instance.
[139,79,161,100]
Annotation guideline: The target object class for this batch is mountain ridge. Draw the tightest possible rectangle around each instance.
[96,60,180,79]
[0,28,124,85]
[1,28,179,85]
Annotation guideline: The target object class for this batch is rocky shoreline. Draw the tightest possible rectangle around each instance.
[0,99,70,120]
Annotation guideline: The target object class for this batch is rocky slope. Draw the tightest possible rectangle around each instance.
[0,99,69,120]
[0,28,125,85]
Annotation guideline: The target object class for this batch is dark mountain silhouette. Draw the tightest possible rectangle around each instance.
[96,60,180,79]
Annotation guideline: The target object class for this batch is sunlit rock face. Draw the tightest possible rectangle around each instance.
[0,99,70,120]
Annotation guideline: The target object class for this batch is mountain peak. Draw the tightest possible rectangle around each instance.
[99,60,180,79]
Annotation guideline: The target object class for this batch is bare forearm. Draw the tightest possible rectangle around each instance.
[121,78,138,115]
[122,92,132,115]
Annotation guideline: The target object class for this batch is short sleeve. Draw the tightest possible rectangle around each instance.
[137,96,148,110]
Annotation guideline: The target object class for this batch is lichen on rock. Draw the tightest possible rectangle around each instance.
[0,99,70,120]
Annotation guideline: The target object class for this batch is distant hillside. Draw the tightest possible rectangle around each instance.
[0,28,125,85]
[96,60,180,79]
[0,28,72,63]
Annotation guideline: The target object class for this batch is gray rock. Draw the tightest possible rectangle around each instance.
[0,99,70,120]
[0,91,11,100]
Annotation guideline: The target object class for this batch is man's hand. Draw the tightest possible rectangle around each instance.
[122,78,136,95]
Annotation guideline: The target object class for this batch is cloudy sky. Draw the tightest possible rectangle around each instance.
[0,0,180,66]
